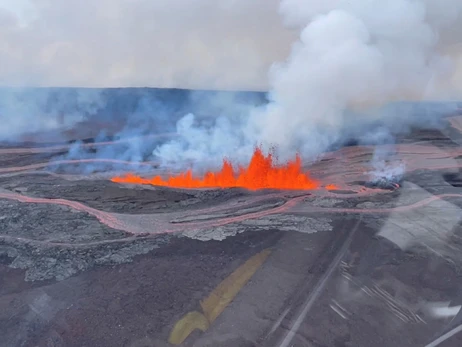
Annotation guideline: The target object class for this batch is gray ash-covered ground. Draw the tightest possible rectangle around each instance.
[0,174,255,214]
[364,176,401,190]
[349,177,401,191]
[2,120,462,347]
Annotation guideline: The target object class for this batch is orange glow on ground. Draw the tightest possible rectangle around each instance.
[111,147,323,190]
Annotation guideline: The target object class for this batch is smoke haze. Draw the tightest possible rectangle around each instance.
[0,0,293,90]
[1,0,462,169]
[155,0,462,165]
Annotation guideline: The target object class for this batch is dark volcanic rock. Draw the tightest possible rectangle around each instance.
[365,176,401,190]
[443,172,462,188]
[0,174,252,214]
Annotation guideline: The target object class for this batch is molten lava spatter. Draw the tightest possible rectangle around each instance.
[325,184,338,190]
[111,147,320,190]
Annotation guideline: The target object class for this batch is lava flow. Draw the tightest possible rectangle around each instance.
[111,147,321,190]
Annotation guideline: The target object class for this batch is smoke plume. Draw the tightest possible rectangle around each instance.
[1,0,462,169]
[155,0,462,166]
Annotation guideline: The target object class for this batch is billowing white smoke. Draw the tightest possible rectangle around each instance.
[367,144,406,182]
[155,0,462,166]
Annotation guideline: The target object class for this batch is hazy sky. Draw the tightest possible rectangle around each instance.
[0,0,295,89]
[0,0,461,92]
[2,0,29,16]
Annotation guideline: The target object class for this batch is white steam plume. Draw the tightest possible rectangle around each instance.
[155,0,462,166]
[1,0,462,163]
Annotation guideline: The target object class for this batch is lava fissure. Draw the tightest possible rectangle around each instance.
[112,147,321,190]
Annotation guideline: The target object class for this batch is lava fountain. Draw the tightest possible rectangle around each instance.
[111,147,326,190]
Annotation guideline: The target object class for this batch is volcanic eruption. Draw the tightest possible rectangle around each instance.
[112,147,323,190]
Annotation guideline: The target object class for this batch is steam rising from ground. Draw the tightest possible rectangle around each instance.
[0,88,104,141]
[155,0,462,166]
[1,0,462,171]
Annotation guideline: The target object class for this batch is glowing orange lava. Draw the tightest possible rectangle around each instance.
[111,147,321,190]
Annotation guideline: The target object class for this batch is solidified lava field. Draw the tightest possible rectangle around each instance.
[2,114,462,347]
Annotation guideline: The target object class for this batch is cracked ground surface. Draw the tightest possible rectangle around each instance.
[2,117,462,346]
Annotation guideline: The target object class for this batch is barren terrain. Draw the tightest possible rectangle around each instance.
[2,114,462,347]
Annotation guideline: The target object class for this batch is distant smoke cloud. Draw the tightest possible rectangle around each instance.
[0,0,294,90]
[1,0,461,92]
[1,0,462,168]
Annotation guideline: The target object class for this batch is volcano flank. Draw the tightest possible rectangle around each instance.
[1,91,462,347]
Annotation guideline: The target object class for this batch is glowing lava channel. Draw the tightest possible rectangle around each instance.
[111,147,322,190]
